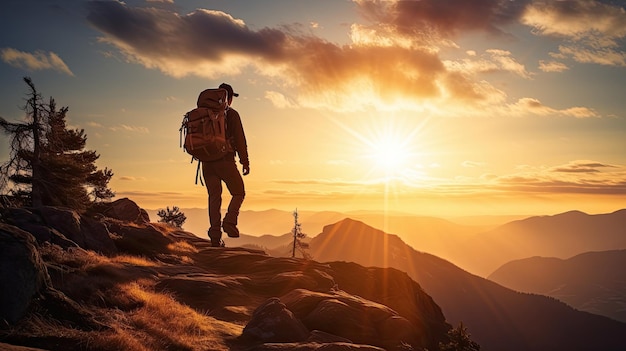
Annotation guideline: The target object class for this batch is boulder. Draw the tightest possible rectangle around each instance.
[107,222,173,257]
[0,223,51,324]
[0,207,77,249]
[91,198,150,224]
[242,297,310,343]
[329,261,450,350]
[281,289,418,350]
[0,206,117,255]
[36,206,117,254]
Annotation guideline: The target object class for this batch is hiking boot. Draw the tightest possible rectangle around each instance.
[222,222,240,238]
[211,239,225,247]
[208,229,223,247]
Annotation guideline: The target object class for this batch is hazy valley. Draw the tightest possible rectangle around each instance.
[149,208,626,277]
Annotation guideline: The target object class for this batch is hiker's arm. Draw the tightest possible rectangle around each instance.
[229,110,249,169]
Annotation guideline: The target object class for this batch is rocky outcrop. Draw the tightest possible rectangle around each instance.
[89,197,150,224]
[280,289,418,350]
[0,223,50,324]
[0,203,451,351]
[106,221,172,258]
[242,297,309,343]
[1,206,117,255]
[328,261,449,349]
[0,222,101,330]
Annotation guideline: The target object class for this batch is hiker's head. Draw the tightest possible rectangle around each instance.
[219,83,238,104]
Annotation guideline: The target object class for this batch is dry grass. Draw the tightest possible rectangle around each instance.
[150,222,176,233]
[167,240,199,254]
[109,254,158,267]
[8,243,245,351]
[109,282,243,351]
[4,222,255,351]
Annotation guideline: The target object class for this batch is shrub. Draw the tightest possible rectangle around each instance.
[157,206,186,228]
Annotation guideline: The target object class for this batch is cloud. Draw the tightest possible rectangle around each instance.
[557,43,626,67]
[119,176,147,181]
[86,2,288,77]
[522,0,626,67]
[522,1,626,39]
[444,49,533,78]
[389,159,625,197]
[551,160,617,173]
[354,0,529,38]
[494,160,626,195]
[84,0,608,115]
[84,1,494,111]
[508,98,599,118]
[265,91,297,109]
[109,124,150,133]
[273,178,376,187]
[87,121,104,128]
[260,159,626,202]
[0,48,74,76]
[462,161,486,168]
[538,60,569,72]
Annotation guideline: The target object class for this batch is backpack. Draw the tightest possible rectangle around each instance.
[180,88,233,162]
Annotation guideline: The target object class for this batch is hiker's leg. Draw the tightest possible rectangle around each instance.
[222,161,245,225]
[202,162,223,242]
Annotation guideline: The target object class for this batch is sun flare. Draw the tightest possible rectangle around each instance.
[332,115,429,181]
[366,133,410,173]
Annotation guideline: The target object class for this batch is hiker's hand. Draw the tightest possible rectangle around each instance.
[242,165,250,175]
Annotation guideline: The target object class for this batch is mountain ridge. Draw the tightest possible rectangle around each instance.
[155,207,626,277]
[305,217,626,351]
[488,249,626,323]
[450,208,626,275]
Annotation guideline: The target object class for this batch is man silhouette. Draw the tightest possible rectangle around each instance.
[202,83,249,247]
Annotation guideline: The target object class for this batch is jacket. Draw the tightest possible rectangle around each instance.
[225,107,249,167]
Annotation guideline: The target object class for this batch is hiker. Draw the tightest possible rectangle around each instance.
[202,83,249,247]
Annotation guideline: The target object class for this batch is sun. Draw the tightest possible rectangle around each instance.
[331,115,427,180]
[365,132,411,173]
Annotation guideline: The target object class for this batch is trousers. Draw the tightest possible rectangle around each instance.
[201,159,245,241]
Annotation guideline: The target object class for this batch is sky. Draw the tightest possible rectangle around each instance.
[1,0,625,218]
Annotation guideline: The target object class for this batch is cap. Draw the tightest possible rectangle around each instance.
[219,83,239,98]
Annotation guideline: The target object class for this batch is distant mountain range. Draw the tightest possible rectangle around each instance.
[488,249,626,323]
[450,209,626,275]
[153,208,626,278]
[305,218,626,351]
[145,207,502,241]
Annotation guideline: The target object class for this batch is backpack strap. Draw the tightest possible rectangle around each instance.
[192,158,204,186]
[180,112,189,149]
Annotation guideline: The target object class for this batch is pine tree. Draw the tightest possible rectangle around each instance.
[291,209,311,259]
[0,77,114,211]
